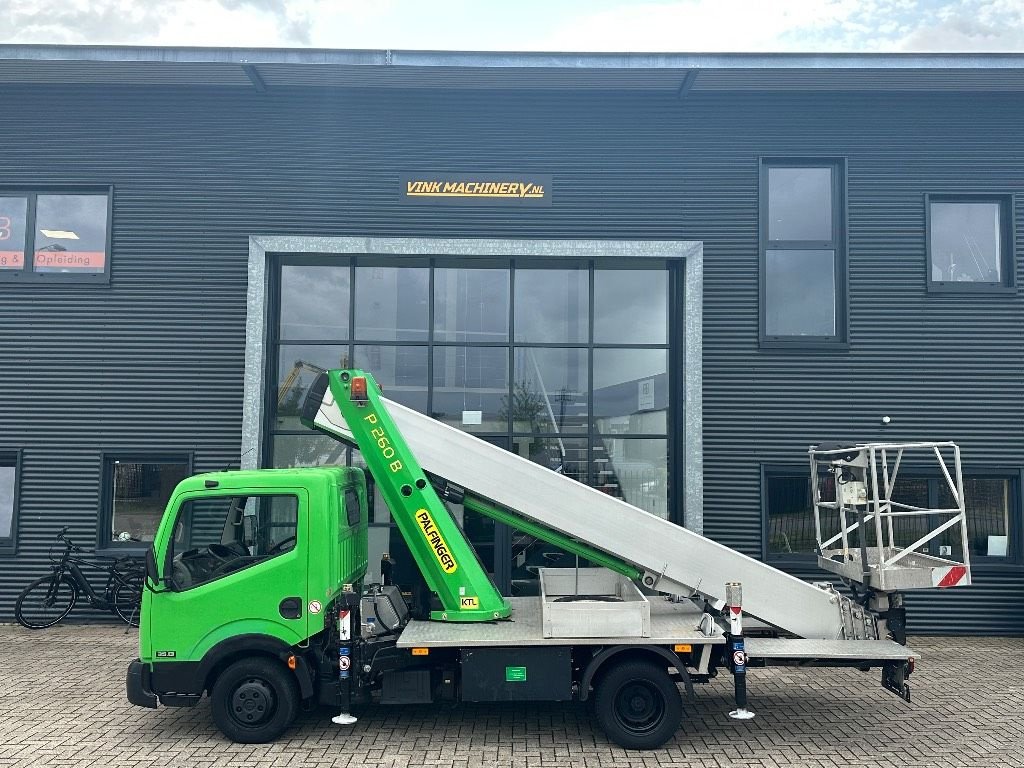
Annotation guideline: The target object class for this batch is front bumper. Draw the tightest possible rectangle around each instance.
[126,659,158,708]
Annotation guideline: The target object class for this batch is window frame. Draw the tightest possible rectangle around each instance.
[759,158,849,349]
[0,449,23,555]
[0,186,113,285]
[761,464,1023,568]
[98,451,194,555]
[925,193,1016,294]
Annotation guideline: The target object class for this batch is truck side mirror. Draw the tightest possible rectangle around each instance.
[145,545,161,588]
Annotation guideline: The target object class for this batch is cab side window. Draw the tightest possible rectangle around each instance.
[344,487,361,528]
[166,494,298,590]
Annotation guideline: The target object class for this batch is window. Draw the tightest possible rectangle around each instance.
[0,451,21,554]
[926,194,1015,291]
[102,455,192,547]
[344,487,361,528]
[760,160,846,345]
[764,468,1019,562]
[0,190,112,283]
[269,258,675,525]
[165,494,299,590]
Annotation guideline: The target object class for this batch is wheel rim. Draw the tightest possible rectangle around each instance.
[18,577,75,627]
[229,677,277,728]
[613,680,665,736]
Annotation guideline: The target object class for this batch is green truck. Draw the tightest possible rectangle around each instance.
[128,370,971,748]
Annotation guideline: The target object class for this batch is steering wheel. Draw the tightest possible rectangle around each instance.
[205,543,238,563]
[266,536,296,556]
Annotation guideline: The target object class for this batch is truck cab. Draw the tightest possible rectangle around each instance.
[128,467,368,741]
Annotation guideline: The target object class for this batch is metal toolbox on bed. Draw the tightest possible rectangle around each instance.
[538,567,651,639]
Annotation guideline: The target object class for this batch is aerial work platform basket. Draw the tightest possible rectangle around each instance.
[810,441,971,592]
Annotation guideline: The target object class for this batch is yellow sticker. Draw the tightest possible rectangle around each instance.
[415,508,458,574]
[460,596,479,610]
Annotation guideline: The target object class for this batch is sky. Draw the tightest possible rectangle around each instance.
[2,0,1023,51]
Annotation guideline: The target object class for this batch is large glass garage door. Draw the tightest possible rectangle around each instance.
[267,256,675,590]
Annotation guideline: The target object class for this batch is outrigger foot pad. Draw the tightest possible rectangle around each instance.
[332,712,358,725]
[729,708,756,720]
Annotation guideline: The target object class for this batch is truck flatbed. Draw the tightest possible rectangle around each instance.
[744,638,920,662]
[397,596,726,649]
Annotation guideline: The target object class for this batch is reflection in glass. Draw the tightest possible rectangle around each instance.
[354,266,429,340]
[272,434,349,468]
[33,194,108,273]
[593,348,667,434]
[593,438,668,519]
[768,167,833,241]
[353,345,428,413]
[593,270,667,343]
[930,202,1002,283]
[939,477,1009,558]
[511,348,587,434]
[0,465,15,538]
[765,249,835,336]
[510,437,589,592]
[765,475,815,555]
[0,197,28,270]
[350,450,389,524]
[514,268,588,342]
[513,436,588,481]
[110,461,190,543]
[274,345,349,429]
[432,346,508,432]
[279,265,349,340]
[434,268,509,342]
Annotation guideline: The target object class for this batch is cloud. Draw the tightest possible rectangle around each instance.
[537,0,1024,52]
[6,0,172,45]
[0,0,1021,51]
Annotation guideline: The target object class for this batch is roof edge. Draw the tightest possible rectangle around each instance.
[1,44,1023,70]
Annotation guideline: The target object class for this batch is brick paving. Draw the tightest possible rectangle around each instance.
[0,624,1021,768]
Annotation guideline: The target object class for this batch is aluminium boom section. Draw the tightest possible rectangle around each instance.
[308,387,853,640]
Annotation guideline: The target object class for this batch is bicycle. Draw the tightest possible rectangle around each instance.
[15,527,145,629]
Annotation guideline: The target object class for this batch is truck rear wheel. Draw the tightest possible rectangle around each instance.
[211,658,299,743]
[593,660,682,750]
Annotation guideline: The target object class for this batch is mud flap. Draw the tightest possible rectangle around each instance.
[881,661,911,702]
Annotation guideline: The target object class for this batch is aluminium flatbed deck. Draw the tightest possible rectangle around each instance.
[396,596,725,648]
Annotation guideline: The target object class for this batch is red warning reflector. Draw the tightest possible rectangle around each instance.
[934,565,967,588]
[730,606,741,614]
[350,376,368,401]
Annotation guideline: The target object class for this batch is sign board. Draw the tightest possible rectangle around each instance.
[401,174,552,206]
[638,378,655,411]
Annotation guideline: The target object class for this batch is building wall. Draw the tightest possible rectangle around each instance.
[0,82,1021,632]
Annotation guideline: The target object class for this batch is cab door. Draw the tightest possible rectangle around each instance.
[147,488,309,664]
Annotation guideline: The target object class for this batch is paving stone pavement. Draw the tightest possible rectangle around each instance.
[0,624,1021,768]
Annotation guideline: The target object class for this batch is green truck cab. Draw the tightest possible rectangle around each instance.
[127,466,368,741]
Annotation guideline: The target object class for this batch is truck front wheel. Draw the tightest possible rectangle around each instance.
[593,660,682,750]
[211,658,299,743]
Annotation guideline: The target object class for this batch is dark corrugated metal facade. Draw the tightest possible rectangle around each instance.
[0,79,1021,633]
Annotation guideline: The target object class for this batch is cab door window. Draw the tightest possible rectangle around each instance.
[166,494,298,590]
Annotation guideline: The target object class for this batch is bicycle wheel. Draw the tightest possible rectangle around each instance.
[113,575,144,627]
[15,573,77,629]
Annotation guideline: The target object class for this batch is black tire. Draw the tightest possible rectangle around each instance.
[593,660,682,750]
[112,575,143,627]
[210,658,299,743]
[15,574,78,629]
